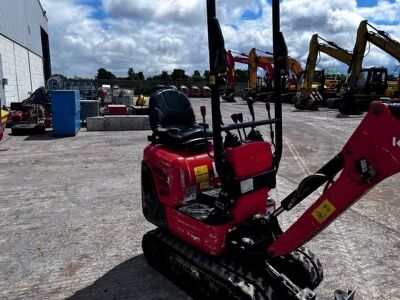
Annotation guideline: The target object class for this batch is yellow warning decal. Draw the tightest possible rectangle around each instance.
[194,165,208,176]
[196,173,209,183]
[209,75,216,86]
[200,181,210,189]
[311,199,336,223]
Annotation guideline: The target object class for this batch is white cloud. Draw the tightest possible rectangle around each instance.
[102,0,205,25]
[358,0,400,23]
[40,0,400,78]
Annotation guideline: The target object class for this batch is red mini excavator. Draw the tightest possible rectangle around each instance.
[141,1,400,299]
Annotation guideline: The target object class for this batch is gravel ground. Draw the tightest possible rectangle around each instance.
[0,98,399,299]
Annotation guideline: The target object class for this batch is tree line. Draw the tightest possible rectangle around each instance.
[94,67,249,82]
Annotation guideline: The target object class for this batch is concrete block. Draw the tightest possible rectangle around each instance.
[86,115,150,131]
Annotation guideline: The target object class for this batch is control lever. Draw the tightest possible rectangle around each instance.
[265,102,275,148]
[231,114,243,141]
[200,105,206,123]
[246,97,255,123]
[237,113,247,139]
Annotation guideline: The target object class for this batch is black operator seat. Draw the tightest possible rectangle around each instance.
[149,89,212,147]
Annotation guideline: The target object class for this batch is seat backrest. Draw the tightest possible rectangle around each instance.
[149,89,196,130]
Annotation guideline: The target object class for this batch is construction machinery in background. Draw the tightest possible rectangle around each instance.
[340,20,400,114]
[6,86,51,135]
[248,48,303,102]
[223,48,303,102]
[0,108,8,141]
[294,34,353,110]
[141,0,400,299]
[223,50,274,102]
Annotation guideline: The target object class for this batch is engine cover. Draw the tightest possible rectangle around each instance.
[143,144,218,208]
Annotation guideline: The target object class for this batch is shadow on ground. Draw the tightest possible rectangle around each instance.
[67,254,189,300]
[23,130,71,141]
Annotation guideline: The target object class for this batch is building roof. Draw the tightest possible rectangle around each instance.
[37,0,48,22]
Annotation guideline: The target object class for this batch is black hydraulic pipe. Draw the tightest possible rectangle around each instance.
[207,0,222,167]
[255,48,273,56]
[222,118,280,131]
[276,153,344,214]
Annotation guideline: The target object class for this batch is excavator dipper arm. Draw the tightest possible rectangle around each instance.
[268,102,400,256]
[350,20,400,87]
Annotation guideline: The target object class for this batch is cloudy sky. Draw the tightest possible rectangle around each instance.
[40,0,400,79]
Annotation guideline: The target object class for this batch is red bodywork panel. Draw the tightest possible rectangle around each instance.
[166,207,232,255]
[9,111,25,122]
[143,144,219,207]
[108,104,127,115]
[269,102,400,256]
[226,141,273,180]
[144,141,274,255]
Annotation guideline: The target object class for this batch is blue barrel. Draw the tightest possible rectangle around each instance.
[52,90,80,136]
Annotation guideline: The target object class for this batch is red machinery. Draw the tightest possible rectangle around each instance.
[6,87,51,135]
[223,49,274,102]
[201,85,211,97]
[141,1,399,299]
[179,85,190,96]
[190,85,202,97]
[107,104,128,115]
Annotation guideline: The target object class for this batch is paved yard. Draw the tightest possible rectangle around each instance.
[0,99,399,299]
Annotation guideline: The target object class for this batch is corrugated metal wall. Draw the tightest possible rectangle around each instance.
[0,0,48,57]
[0,0,48,105]
[0,54,4,107]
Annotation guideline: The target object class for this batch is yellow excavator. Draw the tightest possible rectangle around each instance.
[340,20,400,114]
[294,34,353,110]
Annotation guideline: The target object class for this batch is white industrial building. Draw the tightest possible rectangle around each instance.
[0,0,51,107]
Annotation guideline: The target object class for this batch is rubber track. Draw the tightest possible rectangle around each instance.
[296,247,324,289]
[143,229,285,300]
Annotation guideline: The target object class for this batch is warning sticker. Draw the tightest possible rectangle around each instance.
[196,173,209,183]
[194,165,208,176]
[209,75,216,86]
[312,199,336,223]
[199,181,210,189]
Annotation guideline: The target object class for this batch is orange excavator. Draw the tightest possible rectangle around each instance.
[223,48,303,102]
[223,50,274,102]
[248,48,303,102]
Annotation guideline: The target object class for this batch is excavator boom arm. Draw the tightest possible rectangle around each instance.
[304,34,352,95]
[226,49,275,93]
[350,20,400,86]
[367,31,400,63]
[268,102,400,256]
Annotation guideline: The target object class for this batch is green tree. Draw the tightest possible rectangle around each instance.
[203,70,210,82]
[137,71,145,80]
[127,67,136,80]
[95,68,116,80]
[160,71,171,81]
[171,69,188,81]
[127,68,145,80]
[192,70,203,82]
[235,69,249,82]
